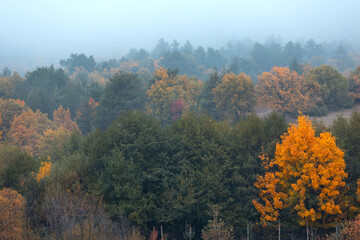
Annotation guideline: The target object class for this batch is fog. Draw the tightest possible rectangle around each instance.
[1,0,359,71]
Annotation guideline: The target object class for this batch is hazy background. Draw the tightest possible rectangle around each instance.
[1,0,359,71]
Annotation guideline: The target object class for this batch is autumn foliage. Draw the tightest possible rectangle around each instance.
[36,157,52,182]
[212,72,256,121]
[253,115,347,227]
[147,67,202,121]
[256,67,311,115]
[0,188,26,240]
[8,109,54,156]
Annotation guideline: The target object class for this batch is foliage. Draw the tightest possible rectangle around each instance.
[201,210,234,240]
[304,65,352,110]
[213,72,256,121]
[198,70,223,120]
[0,188,26,240]
[53,105,80,132]
[147,67,202,123]
[254,115,347,227]
[348,66,360,101]
[256,67,311,115]
[60,53,96,73]
[96,71,146,130]
[0,98,26,136]
[8,109,54,156]
[0,144,38,190]
[36,157,52,182]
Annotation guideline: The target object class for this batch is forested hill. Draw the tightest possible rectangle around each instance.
[0,38,360,239]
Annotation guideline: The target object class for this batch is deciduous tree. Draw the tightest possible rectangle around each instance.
[8,109,54,156]
[253,115,347,228]
[0,188,26,240]
[213,72,256,121]
[256,67,310,116]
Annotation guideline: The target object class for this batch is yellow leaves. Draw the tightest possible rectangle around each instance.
[212,72,256,120]
[254,115,347,226]
[36,157,52,182]
[147,67,202,121]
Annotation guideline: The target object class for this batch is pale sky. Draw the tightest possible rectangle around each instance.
[0,0,359,64]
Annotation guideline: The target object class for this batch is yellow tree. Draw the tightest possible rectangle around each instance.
[253,115,347,229]
[147,67,202,122]
[256,67,311,116]
[213,72,256,121]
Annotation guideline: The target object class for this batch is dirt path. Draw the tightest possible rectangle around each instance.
[309,104,360,125]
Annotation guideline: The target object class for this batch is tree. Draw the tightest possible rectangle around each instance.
[53,105,79,132]
[22,66,70,116]
[0,145,37,190]
[256,67,311,116]
[348,66,360,101]
[0,98,26,136]
[1,67,12,77]
[201,209,234,240]
[147,67,202,123]
[199,70,223,120]
[253,115,347,228]
[95,71,146,130]
[76,98,98,135]
[0,71,21,98]
[60,53,96,73]
[0,188,26,240]
[304,65,352,110]
[213,72,256,121]
[8,109,54,156]
[37,127,72,161]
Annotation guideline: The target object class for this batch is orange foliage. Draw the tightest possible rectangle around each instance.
[36,157,52,182]
[339,215,360,240]
[8,109,54,156]
[0,188,26,240]
[256,67,311,114]
[254,115,347,227]
[53,105,80,132]
[88,97,99,109]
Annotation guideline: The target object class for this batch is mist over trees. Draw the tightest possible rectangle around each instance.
[0,36,360,239]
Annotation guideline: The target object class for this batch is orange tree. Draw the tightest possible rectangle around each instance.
[256,67,311,116]
[253,115,347,228]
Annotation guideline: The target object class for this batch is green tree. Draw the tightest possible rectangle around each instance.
[304,65,352,110]
[60,53,96,73]
[95,71,146,130]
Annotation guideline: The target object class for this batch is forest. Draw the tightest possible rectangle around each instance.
[1,38,360,240]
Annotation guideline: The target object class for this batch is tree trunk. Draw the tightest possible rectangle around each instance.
[161,225,163,240]
[247,222,250,240]
[306,222,309,240]
[189,225,192,240]
[278,220,281,240]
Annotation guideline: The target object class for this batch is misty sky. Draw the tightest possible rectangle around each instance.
[1,0,359,63]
